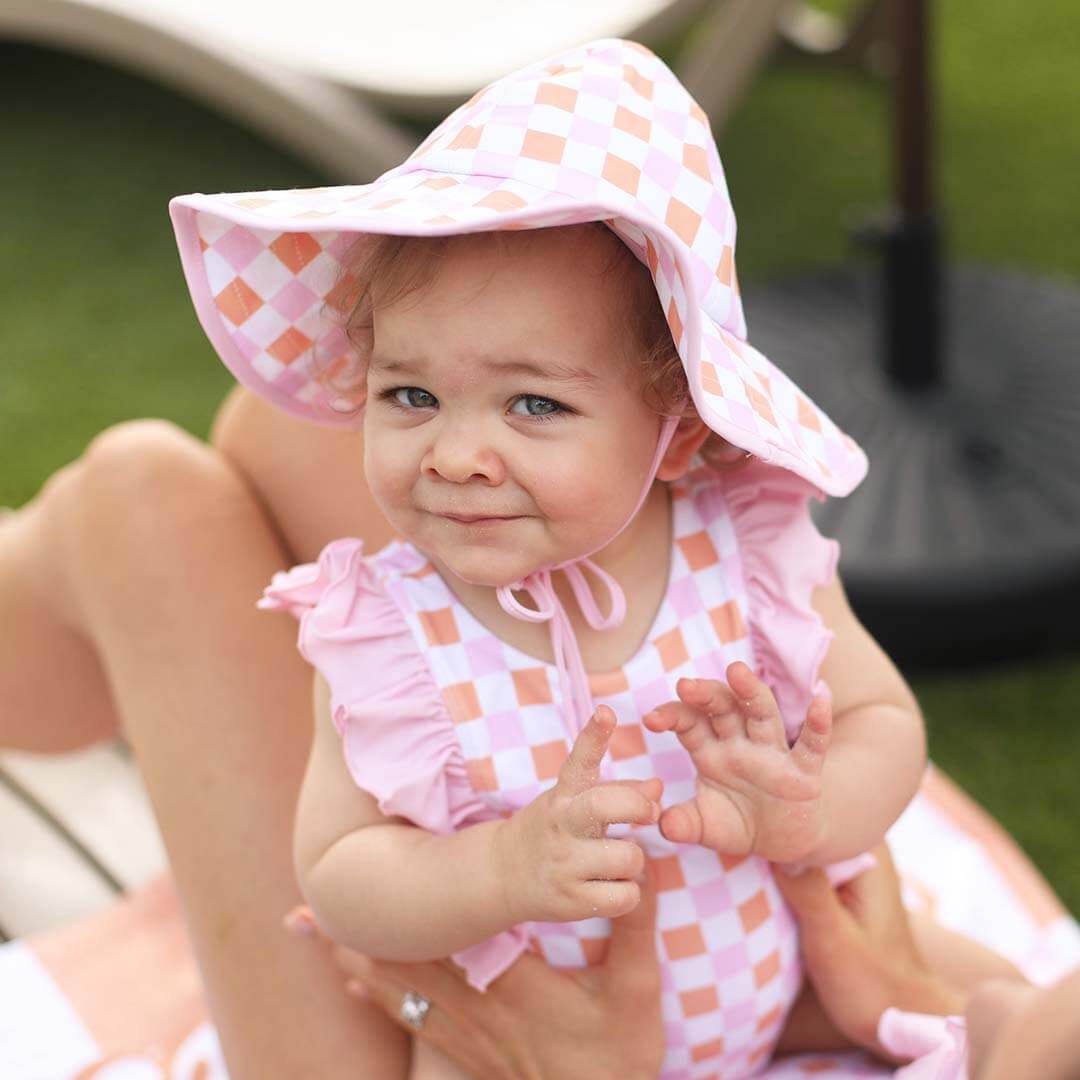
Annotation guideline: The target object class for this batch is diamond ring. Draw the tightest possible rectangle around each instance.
[399,989,432,1030]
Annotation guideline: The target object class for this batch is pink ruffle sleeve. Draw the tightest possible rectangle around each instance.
[721,460,840,744]
[258,538,529,990]
[878,1009,969,1078]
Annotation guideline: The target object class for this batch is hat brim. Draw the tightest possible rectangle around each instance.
[170,168,867,497]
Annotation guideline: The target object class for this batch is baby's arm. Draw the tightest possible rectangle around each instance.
[294,676,662,962]
[644,573,925,865]
[794,571,926,863]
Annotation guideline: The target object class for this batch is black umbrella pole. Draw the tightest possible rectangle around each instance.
[883,0,942,389]
[881,208,942,389]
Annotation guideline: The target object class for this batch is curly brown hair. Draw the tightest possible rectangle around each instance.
[315,222,747,470]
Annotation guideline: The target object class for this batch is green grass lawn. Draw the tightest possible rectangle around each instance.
[3,5,1079,913]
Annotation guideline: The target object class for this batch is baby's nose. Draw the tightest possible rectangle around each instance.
[425,424,505,484]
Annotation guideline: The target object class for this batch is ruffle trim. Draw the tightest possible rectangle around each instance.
[259,537,529,990]
[719,460,840,744]
[878,1009,968,1078]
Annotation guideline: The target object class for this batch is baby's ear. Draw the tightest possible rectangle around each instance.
[656,409,711,481]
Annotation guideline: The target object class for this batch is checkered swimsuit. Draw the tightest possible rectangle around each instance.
[365,468,802,1079]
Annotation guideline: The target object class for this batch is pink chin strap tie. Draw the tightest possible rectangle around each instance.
[496,415,681,737]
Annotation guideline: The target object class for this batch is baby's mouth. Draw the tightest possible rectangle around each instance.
[436,512,523,525]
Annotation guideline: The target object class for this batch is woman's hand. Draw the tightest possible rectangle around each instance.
[773,843,966,1059]
[491,705,663,924]
[286,861,665,1080]
[642,662,831,862]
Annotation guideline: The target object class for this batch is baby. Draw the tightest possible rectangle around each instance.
[171,39,926,1079]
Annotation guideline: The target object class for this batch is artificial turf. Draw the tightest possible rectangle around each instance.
[2,3,1078,912]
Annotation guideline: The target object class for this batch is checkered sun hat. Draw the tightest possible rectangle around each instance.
[170,37,867,497]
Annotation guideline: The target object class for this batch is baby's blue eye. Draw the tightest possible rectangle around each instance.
[393,387,438,409]
[510,395,563,418]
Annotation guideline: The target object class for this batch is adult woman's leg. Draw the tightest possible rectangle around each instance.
[1,415,409,1079]
[0,460,121,752]
[209,385,398,564]
[208,387,417,1074]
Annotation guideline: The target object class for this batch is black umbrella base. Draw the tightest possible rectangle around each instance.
[743,263,1080,672]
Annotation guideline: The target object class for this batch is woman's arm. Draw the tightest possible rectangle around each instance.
[295,680,662,961]
[772,845,967,1059]
[286,860,666,1080]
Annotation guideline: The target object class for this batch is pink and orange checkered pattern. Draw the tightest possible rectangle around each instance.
[170,38,867,499]
[371,468,802,1078]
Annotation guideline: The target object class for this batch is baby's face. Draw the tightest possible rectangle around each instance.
[362,226,668,588]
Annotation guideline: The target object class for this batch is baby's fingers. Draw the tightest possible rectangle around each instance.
[639,691,734,751]
[791,696,832,775]
[722,662,787,748]
[558,705,617,797]
[673,678,742,740]
[577,878,642,919]
[582,837,647,884]
[569,780,661,835]
[674,676,734,709]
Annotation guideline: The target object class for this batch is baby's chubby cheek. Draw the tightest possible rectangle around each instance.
[362,448,414,526]
[530,454,643,538]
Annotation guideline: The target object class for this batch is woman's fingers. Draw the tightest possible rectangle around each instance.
[773,865,853,939]
[602,860,660,997]
[282,904,320,938]
[335,954,507,1076]
[283,906,501,1069]
[333,949,468,1004]
[773,863,895,980]
[834,844,908,935]
[284,906,474,1006]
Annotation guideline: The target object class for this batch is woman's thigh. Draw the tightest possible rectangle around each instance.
[0,461,119,749]
[210,386,397,565]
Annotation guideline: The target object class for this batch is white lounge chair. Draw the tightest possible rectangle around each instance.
[0,0,886,181]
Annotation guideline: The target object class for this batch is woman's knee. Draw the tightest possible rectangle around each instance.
[25,420,232,598]
[63,419,289,630]
[209,386,393,561]
[78,418,245,529]
[82,417,210,484]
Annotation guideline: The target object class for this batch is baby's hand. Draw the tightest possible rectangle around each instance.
[492,705,663,925]
[643,662,831,863]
